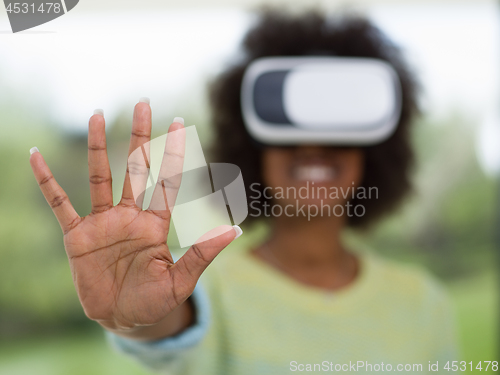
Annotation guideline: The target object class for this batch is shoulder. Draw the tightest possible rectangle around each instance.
[365,253,458,357]
[369,253,447,293]
[364,252,453,319]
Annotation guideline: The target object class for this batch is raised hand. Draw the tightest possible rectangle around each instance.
[29,101,240,335]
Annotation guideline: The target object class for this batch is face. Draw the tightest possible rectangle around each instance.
[261,146,365,208]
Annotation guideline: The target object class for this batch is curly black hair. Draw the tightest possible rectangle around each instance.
[208,9,420,229]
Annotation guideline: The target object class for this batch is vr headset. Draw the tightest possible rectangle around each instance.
[241,57,402,146]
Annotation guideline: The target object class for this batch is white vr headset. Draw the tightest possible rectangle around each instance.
[241,56,402,145]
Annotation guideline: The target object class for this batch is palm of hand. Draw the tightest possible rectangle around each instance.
[30,103,237,330]
[65,206,181,328]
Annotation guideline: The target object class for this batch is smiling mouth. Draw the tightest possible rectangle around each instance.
[292,165,338,182]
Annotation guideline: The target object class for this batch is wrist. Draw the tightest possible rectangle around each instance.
[101,299,194,341]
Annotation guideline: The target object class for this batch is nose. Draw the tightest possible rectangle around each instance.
[295,145,333,157]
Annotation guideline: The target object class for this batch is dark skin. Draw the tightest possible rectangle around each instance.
[29,102,363,341]
[30,102,238,341]
[253,146,364,290]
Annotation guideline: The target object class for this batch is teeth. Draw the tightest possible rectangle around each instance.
[293,165,337,182]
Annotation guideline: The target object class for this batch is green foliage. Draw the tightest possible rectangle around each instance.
[448,271,498,364]
[0,125,89,334]
[0,330,151,375]
[349,113,499,280]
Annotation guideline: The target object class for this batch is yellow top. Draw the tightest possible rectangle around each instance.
[187,248,457,374]
[111,247,458,374]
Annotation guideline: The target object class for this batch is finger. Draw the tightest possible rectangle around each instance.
[121,100,152,206]
[88,111,113,213]
[173,225,242,282]
[29,148,81,235]
[148,119,185,220]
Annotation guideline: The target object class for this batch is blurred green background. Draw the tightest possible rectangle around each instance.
[0,1,499,374]
[0,80,497,375]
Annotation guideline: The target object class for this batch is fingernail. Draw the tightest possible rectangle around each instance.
[139,97,150,105]
[94,109,104,116]
[233,225,243,239]
[173,117,184,125]
[30,147,39,155]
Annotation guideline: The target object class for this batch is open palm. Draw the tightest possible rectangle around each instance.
[30,102,238,331]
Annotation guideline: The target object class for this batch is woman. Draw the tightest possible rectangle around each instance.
[29,9,457,375]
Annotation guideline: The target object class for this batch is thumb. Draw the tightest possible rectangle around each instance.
[172,225,243,282]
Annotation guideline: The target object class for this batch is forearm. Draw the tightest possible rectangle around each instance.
[100,299,194,341]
